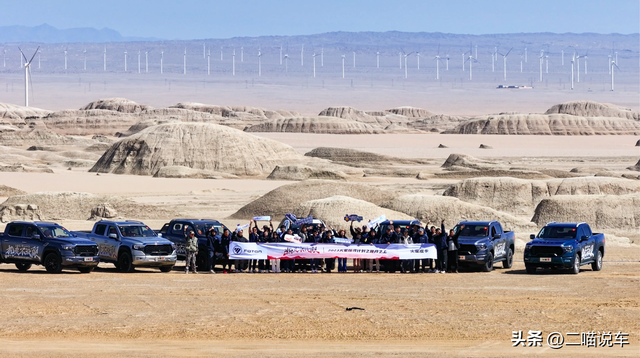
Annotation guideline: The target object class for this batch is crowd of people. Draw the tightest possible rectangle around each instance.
[187,219,462,275]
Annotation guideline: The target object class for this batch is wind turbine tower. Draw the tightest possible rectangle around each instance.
[18,46,39,107]
[570,53,575,90]
[433,53,442,80]
[284,54,289,73]
[416,52,420,70]
[376,51,379,68]
[561,50,564,65]
[64,49,67,70]
[499,48,512,81]
[160,51,164,74]
[232,48,235,76]
[321,48,324,66]
[83,49,87,70]
[312,52,316,78]
[138,51,141,73]
[353,51,356,68]
[103,47,107,71]
[258,49,262,76]
[207,49,210,75]
[610,60,620,91]
[539,51,544,82]
[241,47,244,62]
[145,50,149,73]
[124,50,127,72]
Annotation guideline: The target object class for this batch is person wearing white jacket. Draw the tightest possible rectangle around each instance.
[399,229,414,273]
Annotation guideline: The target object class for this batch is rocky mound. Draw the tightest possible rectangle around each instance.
[80,98,152,113]
[434,169,550,180]
[628,159,640,171]
[171,103,301,119]
[443,114,640,135]
[318,106,374,122]
[381,195,536,232]
[0,103,51,124]
[384,107,434,118]
[0,191,175,222]
[532,194,640,231]
[441,153,500,171]
[90,122,304,176]
[153,166,238,179]
[244,117,379,134]
[545,100,640,120]
[0,127,96,147]
[636,139,640,146]
[42,109,140,135]
[0,185,26,197]
[444,177,640,216]
[229,180,396,219]
[267,165,348,181]
[293,196,413,230]
[407,114,469,132]
[305,147,430,165]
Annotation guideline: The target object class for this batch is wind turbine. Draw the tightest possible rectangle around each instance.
[312,52,316,78]
[64,48,68,70]
[376,50,380,68]
[610,59,620,91]
[462,51,466,71]
[524,47,527,63]
[284,53,289,73]
[416,51,420,70]
[583,50,589,74]
[465,53,478,80]
[498,48,512,81]
[402,51,413,79]
[124,50,127,72]
[138,50,141,73]
[160,51,164,74]
[241,46,244,62]
[258,48,262,76]
[83,49,86,70]
[545,53,549,73]
[575,51,581,82]
[18,46,39,107]
[519,50,524,73]
[203,43,206,59]
[232,48,235,76]
[475,44,478,59]
[570,53,575,90]
[183,48,186,75]
[491,47,497,72]
[353,51,356,68]
[433,46,443,79]
[342,54,345,78]
[207,49,210,75]
[145,50,150,73]
[445,52,449,70]
[103,46,106,71]
[538,50,544,82]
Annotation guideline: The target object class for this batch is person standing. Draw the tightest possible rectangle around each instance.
[433,220,448,274]
[322,230,336,273]
[206,228,219,274]
[233,228,249,273]
[447,225,462,273]
[185,230,198,274]
[214,229,232,273]
[269,231,282,273]
[399,229,414,273]
[415,227,430,273]
[336,229,349,273]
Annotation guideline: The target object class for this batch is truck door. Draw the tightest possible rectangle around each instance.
[103,225,120,260]
[2,224,25,260]
[92,223,109,260]
[25,225,45,263]
[491,224,507,259]
[578,225,595,263]
[170,222,188,256]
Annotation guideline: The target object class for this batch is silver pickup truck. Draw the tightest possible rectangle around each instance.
[72,220,176,273]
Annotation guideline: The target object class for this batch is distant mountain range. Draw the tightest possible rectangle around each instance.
[0,24,160,43]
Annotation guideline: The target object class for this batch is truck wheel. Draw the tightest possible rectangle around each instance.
[591,250,603,271]
[502,248,513,269]
[15,263,32,272]
[78,267,94,274]
[160,265,173,273]
[44,252,63,273]
[525,264,536,274]
[482,252,494,272]
[571,254,581,275]
[117,251,135,273]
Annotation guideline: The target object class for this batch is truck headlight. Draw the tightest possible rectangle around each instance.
[476,243,487,251]
[62,245,75,250]
[132,244,145,250]
[562,246,574,253]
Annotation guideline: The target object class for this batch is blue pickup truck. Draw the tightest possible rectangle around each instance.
[455,220,515,272]
[159,219,228,270]
[72,220,177,273]
[524,222,605,274]
[0,221,99,273]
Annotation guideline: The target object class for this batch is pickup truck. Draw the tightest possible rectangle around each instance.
[524,222,605,274]
[72,220,177,273]
[455,220,515,272]
[0,221,99,273]
[159,219,228,270]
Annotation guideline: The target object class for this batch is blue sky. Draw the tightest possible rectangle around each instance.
[1,0,638,39]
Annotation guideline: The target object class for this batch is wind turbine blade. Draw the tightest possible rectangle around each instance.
[505,48,513,57]
[27,46,40,65]
[613,62,621,71]
[18,47,28,63]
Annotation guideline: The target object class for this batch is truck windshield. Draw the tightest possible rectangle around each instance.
[118,225,156,238]
[37,225,72,238]
[458,225,489,237]
[537,227,576,239]
[195,224,225,235]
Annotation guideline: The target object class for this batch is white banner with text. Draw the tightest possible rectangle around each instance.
[229,242,437,260]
